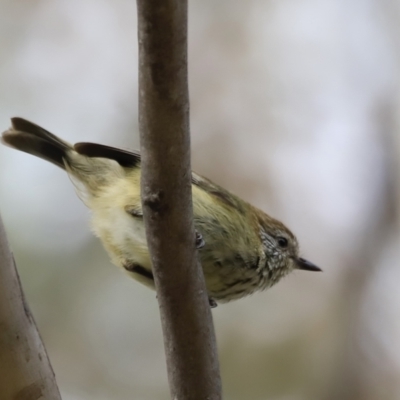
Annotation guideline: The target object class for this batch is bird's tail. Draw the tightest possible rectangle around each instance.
[1,117,72,170]
[1,117,126,206]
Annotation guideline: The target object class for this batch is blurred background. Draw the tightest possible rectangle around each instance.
[1,0,399,399]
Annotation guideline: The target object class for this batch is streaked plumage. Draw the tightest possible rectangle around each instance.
[2,118,321,306]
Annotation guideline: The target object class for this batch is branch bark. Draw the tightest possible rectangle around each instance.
[136,0,222,399]
[0,214,61,400]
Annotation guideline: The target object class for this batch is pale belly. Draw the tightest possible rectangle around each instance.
[90,206,267,302]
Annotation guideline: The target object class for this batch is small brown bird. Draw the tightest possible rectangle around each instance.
[2,118,321,307]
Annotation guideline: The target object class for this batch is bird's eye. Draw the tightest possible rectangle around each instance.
[277,237,288,248]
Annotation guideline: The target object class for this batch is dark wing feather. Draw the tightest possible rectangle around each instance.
[75,143,236,210]
[191,173,245,214]
[75,142,243,214]
[74,143,141,168]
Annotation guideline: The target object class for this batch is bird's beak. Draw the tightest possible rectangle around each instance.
[296,257,322,272]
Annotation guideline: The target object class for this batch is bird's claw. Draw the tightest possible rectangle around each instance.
[209,298,218,308]
[195,230,205,249]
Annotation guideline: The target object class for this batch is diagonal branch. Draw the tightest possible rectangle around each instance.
[0,213,61,400]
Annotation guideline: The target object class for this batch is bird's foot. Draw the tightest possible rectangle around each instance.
[195,230,205,249]
[209,298,218,308]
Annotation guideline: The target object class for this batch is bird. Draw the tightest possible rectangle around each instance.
[2,117,321,307]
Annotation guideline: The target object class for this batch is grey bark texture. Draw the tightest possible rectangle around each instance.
[136,0,222,399]
[0,214,62,400]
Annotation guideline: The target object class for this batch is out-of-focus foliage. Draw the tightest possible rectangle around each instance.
[1,1,400,399]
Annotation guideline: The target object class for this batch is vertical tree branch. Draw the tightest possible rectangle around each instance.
[136,0,222,399]
[0,214,61,400]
